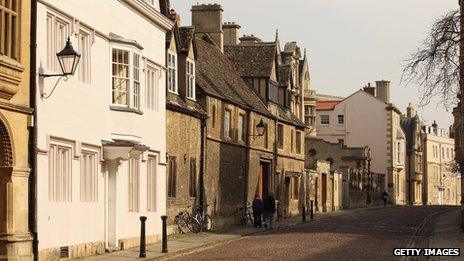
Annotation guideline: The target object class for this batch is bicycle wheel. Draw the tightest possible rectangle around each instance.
[246,212,254,226]
[187,216,201,233]
[177,215,190,234]
[204,214,213,231]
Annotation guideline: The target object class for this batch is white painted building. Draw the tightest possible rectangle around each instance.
[35,0,173,259]
[316,81,407,204]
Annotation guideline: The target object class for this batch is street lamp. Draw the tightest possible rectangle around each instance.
[40,37,81,98]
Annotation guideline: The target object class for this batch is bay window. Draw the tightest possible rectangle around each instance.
[111,47,141,109]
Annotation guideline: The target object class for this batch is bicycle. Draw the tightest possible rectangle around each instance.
[174,211,190,234]
[237,202,254,227]
[174,207,201,233]
[193,205,213,232]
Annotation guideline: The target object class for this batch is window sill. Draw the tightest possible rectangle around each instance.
[186,97,196,102]
[110,105,144,115]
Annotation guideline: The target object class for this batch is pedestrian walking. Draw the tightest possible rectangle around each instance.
[262,192,276,229]
[252,194,263,228]
[381,191,388,207]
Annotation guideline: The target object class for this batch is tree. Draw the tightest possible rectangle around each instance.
[401,10,460,109]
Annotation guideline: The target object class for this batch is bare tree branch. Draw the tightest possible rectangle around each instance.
[401,10,460,110]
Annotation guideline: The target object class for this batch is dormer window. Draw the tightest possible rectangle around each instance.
[167,52,178,94]
[186,59,195,100]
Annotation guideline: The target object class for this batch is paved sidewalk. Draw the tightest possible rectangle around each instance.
[75,205,393,260]
[428,207,463,261]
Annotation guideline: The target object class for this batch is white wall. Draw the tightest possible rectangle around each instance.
[36,0,169,251]
[317,91,388,174]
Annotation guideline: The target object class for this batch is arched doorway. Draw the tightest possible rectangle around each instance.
[0,118,13,237]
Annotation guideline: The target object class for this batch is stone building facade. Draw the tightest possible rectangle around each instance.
[305,138,384,210]
[401,103,424,205]
[224,28,306,218]
[165,18,207,227]
[186,4,278,226]
[422,122,461,205]
[0,0,33,259]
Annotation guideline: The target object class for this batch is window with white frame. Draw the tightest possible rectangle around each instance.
[78,30,91,83]
[338,115,344,124]
[146,65,158,110]
[167,52,178,93]
[112,49,129,105]
[49,144,72,202]
[224,109,231,138]
[186,59,195,100]
[320,115,329,125]
[147,156,157,211]
[128,158,140,212]
[237,114,244,141]
[133,53,141,109]
[80,151,98,202]
[46,14,69,72]
[112,48,141,109]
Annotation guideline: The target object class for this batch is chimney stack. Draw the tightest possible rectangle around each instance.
[375,80,390,103]
[191,3,224,52]
[363,82,376,97]
[239,34,262,45]
[223,22,240,45]
[406,102,415,117]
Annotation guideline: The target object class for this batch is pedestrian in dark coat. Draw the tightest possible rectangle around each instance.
[262,192,276,229]
[381,191,388,207]
[252,195,263,228]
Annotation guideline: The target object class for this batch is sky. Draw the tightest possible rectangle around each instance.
[171,0,458,129]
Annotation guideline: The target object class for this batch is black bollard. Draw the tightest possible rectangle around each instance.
[302,205,306,222]
[161,215,168,253]
[139,216,147,258]
[310,200,314,220]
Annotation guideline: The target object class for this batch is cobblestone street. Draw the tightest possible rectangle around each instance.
[169,206,457,261]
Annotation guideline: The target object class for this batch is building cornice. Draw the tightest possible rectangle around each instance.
[118,0,174,32]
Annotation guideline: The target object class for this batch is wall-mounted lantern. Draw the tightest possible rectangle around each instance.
[39,37,81,99]
[255,119,266,136]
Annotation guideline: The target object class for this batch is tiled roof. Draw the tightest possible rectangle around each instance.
[224,43,277,78]
[316,100,341,111]
[178,26,195,52]
[194,35,271,116]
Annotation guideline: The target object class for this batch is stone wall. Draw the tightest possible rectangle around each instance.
[166,110,203,225]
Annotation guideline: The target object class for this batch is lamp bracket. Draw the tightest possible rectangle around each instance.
[41,75,68,99]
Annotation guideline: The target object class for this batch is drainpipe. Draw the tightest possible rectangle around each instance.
[29,0,38,259]
[199,116,206,210]
[273,116,279,212]
[243,108,252,207]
